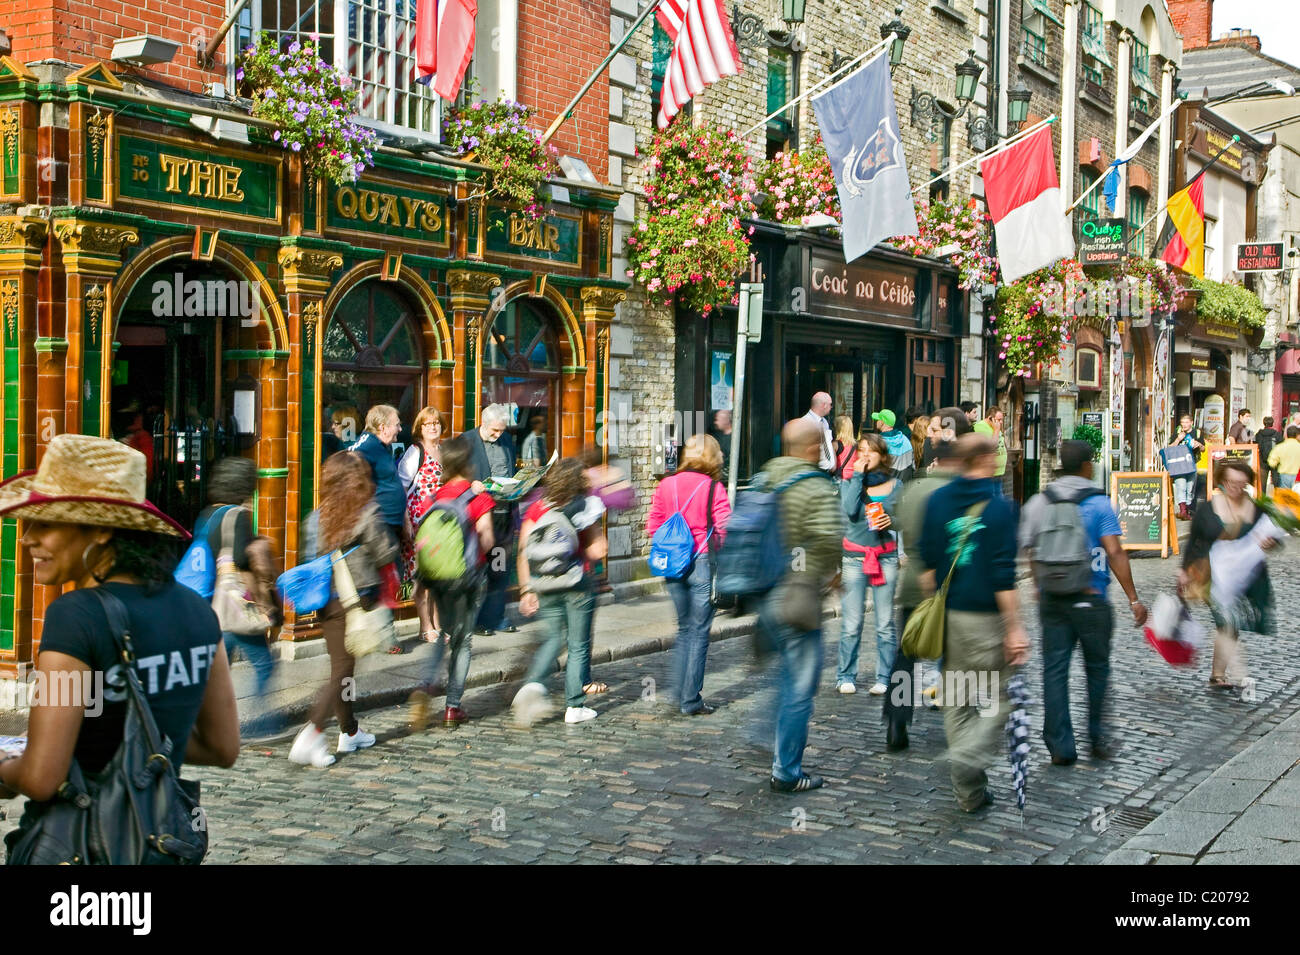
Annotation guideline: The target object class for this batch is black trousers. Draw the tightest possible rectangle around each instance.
[882,605,919,733]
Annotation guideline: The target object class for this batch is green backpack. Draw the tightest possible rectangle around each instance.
[414,488,484,592]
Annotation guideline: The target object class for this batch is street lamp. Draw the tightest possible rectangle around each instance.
[911,49,985,142]
[880,6,910,70]
[1007,75,1032,129]
[782,0,806,25]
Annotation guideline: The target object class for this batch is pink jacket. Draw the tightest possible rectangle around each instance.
[646,470,731,550]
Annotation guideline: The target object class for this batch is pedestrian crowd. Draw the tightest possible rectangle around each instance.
[0,394,1288,864]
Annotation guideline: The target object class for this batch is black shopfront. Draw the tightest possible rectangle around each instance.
[675,224,965,483]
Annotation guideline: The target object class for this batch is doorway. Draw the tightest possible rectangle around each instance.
[784,341,889,435]
[480,297,562,465]
[908,336,951,414]
[114,262,242,531]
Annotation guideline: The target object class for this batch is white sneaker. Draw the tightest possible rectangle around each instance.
[564,706,598,723]
[512,682,551,727]
[337,728,377,753]
[868,682,888,696]
[288,724,336,768]
[837,681,857,694]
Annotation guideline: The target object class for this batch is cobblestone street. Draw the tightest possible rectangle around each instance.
[11,550,1298,865]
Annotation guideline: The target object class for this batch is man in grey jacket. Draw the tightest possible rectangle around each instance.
[762,418,845,793]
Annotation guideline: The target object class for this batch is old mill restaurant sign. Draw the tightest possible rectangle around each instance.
[325,177,450,248]
[115,132,281,224]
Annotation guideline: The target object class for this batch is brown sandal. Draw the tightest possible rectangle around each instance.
[1208,677,1234,690]
[583,681,609,695]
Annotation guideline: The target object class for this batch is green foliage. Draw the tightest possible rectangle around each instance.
[238,33,379,186]
[1191,276,1267,329]
[445,98,557,217]
[1072,423,1104,460]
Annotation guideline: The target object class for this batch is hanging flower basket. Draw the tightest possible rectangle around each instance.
[444,99,557,219]
[238,33,380,186]
[993,258,1088,377]
[891,198,998,291]
[626,124,757,315]
[755,145,838,225]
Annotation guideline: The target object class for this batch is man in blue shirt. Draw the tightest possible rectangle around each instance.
[1020,440,1148,766]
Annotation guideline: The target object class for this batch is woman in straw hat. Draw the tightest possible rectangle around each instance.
[290,451,398,768]
[0,434,240,835]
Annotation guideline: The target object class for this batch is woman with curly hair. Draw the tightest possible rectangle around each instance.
[512,458,608,726]
[397,405,447,643]
[0,435,239,861]
[290,452,398,768]
[836,431,902,696]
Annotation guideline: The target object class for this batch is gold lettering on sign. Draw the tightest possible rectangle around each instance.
[335,186,443,236]
[157,154,245,202]
[507,214,561,253]
[131,154,150,183]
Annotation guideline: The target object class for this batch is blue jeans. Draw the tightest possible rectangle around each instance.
[837,553,899,686]
[525,583,595,709]
[666,553,714,713]
[1040,592,1113,760]
[1173,475,1196,506]
[1279,474,1296,490]
[762,596,823,782]
[224,631,274,697]
[424,582,484,708]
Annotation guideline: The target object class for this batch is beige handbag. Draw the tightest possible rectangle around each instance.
[212,507,273,635]
[331,549,395,657]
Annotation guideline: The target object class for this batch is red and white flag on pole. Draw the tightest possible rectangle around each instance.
[416,0,478,102]
[656,0,741,129]
[978,126,1075,283]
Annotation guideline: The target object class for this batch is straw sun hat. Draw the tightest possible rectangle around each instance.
[0,433,189,539]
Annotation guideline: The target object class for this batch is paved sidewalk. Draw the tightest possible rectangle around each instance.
[231,583,777,736]
[1103,709,1300,865]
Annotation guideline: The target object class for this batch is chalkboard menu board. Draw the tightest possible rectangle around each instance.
[1111,471,1170,556]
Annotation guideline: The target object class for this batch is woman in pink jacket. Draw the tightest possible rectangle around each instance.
[646,433,732,715]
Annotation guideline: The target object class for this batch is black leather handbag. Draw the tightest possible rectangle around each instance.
[4,588,208,865]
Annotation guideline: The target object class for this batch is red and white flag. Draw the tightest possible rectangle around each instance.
[656,0,741,129]
[416,0,477,102]
[978,126,1075,283]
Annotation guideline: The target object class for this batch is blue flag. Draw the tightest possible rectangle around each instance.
[1102,161,1121,216]
[812,50,917,262]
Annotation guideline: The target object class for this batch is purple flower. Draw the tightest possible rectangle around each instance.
[289,41,301,54]
[235,68,244,81]
[291,141,302,152]
[273,130,281,141]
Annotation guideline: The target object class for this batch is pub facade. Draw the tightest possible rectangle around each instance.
[674,222,964,483]
[0,59,627,670]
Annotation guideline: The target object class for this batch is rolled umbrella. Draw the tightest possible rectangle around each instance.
[1005,673,1031,815]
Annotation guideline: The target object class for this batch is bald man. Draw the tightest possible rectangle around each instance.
[801,392,836,472]
[760,417,845,793]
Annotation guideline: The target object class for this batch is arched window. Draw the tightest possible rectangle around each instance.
[323,281,424,451]
[481,298,561,464]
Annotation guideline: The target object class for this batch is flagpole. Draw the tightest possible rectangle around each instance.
[1137,134,1241,237]
[540,0,664,148]
[1065,163,1110,215]
[910,115,1057,194]
[741,33,898,137]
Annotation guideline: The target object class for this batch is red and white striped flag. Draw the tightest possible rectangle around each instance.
[416,0,478,101]
[656,0,741,129]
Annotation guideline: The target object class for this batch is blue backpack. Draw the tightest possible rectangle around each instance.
[648,479,710,579]
[174,505,233,598]
[715,469,829,598]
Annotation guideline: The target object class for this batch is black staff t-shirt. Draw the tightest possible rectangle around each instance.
[39,581,223,775]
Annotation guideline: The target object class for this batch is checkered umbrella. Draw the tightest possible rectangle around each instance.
[1005,673,1032,814]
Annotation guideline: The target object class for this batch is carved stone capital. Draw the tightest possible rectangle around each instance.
[0,215,48,252]
[580,285,626,313]
[278,245,344,278]
[447,270,502,297]
[53,219,138,274]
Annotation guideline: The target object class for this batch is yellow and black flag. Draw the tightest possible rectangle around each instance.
[1156,177,1205,278]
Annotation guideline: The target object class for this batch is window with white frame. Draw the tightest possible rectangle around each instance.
[232,0,519,136]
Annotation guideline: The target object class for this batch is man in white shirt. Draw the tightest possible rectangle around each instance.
[802,392,835,472]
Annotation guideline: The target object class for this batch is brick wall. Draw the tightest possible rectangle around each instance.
[1168,0,1212,51]
[0,0,227,93]
[518,0,610,180]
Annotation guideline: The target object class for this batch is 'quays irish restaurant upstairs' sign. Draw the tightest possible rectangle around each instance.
[115,132,281,224]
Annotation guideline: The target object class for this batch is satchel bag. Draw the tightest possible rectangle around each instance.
[4,588,207,865]
[331,550,395,657]
[212,507,273,636]
[900,501,988,661]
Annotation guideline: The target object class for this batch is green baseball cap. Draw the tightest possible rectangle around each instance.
[871,410,896,429]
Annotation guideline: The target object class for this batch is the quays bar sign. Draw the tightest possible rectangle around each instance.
[806,249,939,329]
[115,132,281,224]
[325,177,450,248]
[484,206,582,268]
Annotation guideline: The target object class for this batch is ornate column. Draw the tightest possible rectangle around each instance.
[446,269,501,434]
[580,286,626,459]
[0,213,47,672]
